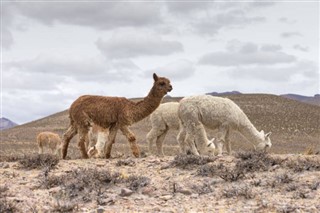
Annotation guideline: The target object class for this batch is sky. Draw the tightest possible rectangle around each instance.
[1,0,319,124]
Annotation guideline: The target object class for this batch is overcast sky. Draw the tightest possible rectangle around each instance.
[1,1,319,124]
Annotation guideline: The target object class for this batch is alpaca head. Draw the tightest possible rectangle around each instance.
[87,145,105,158]
[152,73,172,96]
[256,131,272,151]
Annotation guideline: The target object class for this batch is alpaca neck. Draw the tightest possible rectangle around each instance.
[131,87,164,123]
[238,119,263,146]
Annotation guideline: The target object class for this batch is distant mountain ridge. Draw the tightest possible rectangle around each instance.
[206,91,320,106]
[206,91,242,96]
[0,117,18,130]
[280,94,320,106]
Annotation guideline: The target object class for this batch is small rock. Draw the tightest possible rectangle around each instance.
[160,195,173,201]
[191,194,199,199]
[0,163,9,168]
[142,186,155,196]
[269,165,280,171]
[97,208,105,213]
[177,189,192,195]
[152,207,161,212]
[120,188,134,197]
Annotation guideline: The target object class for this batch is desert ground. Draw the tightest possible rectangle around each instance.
[1,94,320,212]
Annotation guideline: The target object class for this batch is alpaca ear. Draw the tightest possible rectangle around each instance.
[153,73,159,81]
[265,132,272,138]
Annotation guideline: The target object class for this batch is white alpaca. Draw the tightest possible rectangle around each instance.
[37,132,62,157]
[147,102,215,156]
[178,95,272,156]
[87,125,109,158]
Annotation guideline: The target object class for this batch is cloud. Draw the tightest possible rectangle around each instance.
[10,2,163,30]
[166,2,212,14]
[193,10,265,35]
[293,44,309,52]
[281,32,302,38]
[2,3,16,49]
[145,59,195,81]
[2,28,14,49]
[199,40,296,66]
[278,17,296,24]
[3,55,140,92]
[96,31,183,59]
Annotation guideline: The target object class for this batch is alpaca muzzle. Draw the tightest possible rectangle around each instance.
[168,85,173,92]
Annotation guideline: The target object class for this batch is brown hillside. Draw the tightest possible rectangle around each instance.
[1,94,319,158]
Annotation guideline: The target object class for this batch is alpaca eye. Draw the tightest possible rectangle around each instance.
[159,82,165,86]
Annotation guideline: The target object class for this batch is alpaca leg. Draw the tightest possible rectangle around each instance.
[105,126,118,159]
[178,123,199,155]
[184,133,200,155]
[224,126,231,155]
[120,126,140,158]
[193,123,210,155]
[216,123,229,156]
[38,146,43,154]
[62,124,77,159]
[177,127,187,154]
[146,129,161,155]
[84,134,90,151]
[78,128,89,159]
[156,129,168,157]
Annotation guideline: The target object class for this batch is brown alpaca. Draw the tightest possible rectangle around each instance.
[62,73,172,159]
[37,132,62,156]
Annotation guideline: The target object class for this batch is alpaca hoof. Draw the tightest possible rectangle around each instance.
[128,136,136,142]
[133,151,140,158]
[82,154,89,159]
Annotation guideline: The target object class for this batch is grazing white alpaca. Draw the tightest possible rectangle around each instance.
[178,95,272,156]
[37,132,62,156]
[147,102,215,156]
[87,125,109,158]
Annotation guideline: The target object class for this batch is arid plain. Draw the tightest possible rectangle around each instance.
[1,94,319,212]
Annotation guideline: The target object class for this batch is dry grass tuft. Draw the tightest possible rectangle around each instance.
[0,155,22,162]
[0,185,16,213]
[39,167,150,202]
[50,198,77,212]
[126,175,150,191]
[223,184,254,199]
[191,182,215,195]
[170,154,217,169]
[116,159,136,167]
[235,151,283,173]
[18,154,59,170]
[284,158,320,172]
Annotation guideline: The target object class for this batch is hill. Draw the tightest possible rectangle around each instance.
[1,94,320,212]
[0,117,18,130]
[281,94,320,106]
[206,90,242,96]
[1,94,319,158]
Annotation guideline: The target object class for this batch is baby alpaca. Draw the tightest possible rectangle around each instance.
[37,132,62,156]
[147,102,215,156]
[178,95,272,156]
[62,73,172,159]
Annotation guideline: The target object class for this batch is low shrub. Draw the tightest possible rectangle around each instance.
[18,154,59,170]
[223,184,254,199]
[170,154,216,169]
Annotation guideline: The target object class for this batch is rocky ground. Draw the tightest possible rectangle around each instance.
[1,152,319,213]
